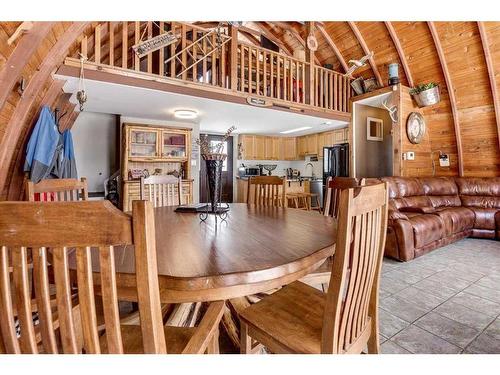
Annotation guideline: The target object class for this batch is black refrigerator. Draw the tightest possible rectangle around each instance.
[323,143,349,182]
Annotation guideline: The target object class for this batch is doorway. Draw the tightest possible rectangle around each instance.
[199,134,234,203]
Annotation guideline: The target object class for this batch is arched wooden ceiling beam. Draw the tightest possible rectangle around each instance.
[477,21,500,151]
[427,21,464,177]
[347,21,383,87]
[384,21,414,88]
[0,22,90,192]
[255,22,293,56]
[267,22,321,65]
[0,22,54,112]
[316,24,348,72]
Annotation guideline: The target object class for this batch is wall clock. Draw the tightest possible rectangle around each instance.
[406,112,426,144]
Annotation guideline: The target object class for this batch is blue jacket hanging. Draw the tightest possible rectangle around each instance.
[24,106,78,183]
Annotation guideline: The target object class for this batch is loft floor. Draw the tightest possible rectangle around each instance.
[379,238,500,354]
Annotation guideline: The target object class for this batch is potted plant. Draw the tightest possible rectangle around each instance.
[410,82,441,107]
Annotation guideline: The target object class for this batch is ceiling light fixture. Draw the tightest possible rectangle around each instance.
[174,109,198,119]
[280,126,312,134]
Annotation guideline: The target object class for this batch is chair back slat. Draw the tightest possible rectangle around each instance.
[98,246,123,354]
[52,246,79,354]
[32,247,58,353]
[26,178,88,202]
[0,246,21,353]
[75,246,101,354]
[323,177,366,218]
[321,182,388,354]
[0,200,166,354]
[141,175,182,207]
[12,247,38,353]
[247,176,285,207]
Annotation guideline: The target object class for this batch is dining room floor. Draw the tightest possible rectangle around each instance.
[379,238,500,354]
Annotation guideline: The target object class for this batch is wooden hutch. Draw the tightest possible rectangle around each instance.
[121,122,193,211]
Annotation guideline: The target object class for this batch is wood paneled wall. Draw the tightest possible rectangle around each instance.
[0,21,499,201]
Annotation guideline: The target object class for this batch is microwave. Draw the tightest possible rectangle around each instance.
[245,167,260,176]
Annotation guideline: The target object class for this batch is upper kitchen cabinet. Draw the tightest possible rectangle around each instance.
[254,136,266,160]
[239,135,255,159]
[283,137,298,160]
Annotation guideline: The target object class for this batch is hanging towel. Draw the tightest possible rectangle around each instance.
[24,106,61,183]
[61,129,77,179]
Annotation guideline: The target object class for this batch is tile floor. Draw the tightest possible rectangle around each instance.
[379,238,500,354]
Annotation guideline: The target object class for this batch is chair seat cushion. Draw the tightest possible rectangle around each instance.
[408,214,445,248]
[99,324,195,354]
[433,207,475,235]
[239,281,326,354]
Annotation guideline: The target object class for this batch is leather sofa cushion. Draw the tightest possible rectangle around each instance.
[381,177,425,199]
[421,177,459,195]
[470,208,498,230]
[408,214,445,248]
[428,195,462,208]
[461,196,500,209]
[400,206,435,214]
[455,177,500,196]
[433,207,475,236]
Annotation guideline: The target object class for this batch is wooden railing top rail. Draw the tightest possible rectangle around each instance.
[237,41,311,66]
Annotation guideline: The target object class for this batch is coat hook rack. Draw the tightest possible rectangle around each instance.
[54,107,68,127]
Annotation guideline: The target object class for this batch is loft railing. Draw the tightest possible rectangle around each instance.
[68,22,351,114]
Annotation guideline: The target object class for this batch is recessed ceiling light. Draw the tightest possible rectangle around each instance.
[280,126,312,134]
[174,109,198,119]
[323,121,332,125]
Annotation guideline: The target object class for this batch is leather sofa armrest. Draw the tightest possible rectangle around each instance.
[388,209,408,221]
[399,206,436,214]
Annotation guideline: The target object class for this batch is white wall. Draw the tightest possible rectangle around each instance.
[72,112,117,193]
[120,116,201,203]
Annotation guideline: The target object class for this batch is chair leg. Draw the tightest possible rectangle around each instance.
[207,329,220,354]
[240,321,252,354]
[367,320,380,354]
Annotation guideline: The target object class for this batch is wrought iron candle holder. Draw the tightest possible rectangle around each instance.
[200,153,229,224]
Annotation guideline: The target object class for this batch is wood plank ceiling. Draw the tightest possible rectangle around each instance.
[0,21,499,200]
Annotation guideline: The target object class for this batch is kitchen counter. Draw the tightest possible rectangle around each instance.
[235,175,313,203]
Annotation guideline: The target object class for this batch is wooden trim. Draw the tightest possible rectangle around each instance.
[477,22,500,151]
[0,22,54,112]
[427,22,464,176]
[347,22,383,87]
[316,24,348,72]
[384,22,414,88]
[0,22,90,198]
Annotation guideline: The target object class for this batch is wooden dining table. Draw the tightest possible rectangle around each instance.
[77,203,337,304]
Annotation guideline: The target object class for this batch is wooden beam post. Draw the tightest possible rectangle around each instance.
[348,21,383,87]
[427,21,464,177]
[305,22,315,106]
[384,22,414,88]
[477,21,500,152]
[316,24,348,72]
[0,22,54,113]
[228,25,238,91]
[0,22,89,199]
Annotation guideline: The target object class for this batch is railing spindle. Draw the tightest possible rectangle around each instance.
[109,22,114,67]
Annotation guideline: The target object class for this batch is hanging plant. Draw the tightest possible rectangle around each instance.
[410,82,441,107]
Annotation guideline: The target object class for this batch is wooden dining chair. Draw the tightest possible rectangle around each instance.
[140,175,182,207]
[0,200,224,354]
[239,182,389,354]
[247,176,286,207]
[323,177,365,218]
[26,178,88,202]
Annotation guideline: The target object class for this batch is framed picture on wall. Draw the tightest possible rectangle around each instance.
[367,117,383,142]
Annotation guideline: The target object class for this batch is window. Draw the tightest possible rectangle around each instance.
[366,117,384,142]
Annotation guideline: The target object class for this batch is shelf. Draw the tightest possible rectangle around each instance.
[129,157,188,163]
[163,144,186,147]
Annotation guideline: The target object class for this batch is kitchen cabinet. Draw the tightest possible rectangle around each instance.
[254,136,266,160]
[273,137,284,160]
[283,137,298,160]
[128,128,159,159]
[297,136,307,156]
[240,135,255,159]
[306,134,318,155]
[265,137,274,160]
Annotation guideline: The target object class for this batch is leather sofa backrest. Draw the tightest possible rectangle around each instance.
[455,177,500,209]
[420,177,461,208]
[380,177,431,209]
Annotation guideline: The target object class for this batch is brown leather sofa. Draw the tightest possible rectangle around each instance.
[378,177,500,261]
